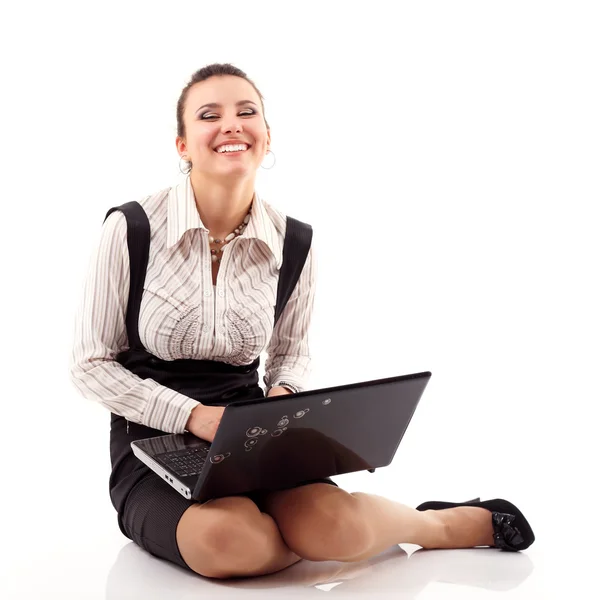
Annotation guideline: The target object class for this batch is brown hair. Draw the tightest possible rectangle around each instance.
[176,63,270,140]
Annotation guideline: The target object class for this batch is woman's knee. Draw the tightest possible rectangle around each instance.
[279,492,374,561]
[176,496,279,579]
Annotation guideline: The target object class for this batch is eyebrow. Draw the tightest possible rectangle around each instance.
[196,100,258,113]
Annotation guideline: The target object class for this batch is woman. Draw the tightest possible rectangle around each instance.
[70,63,534,580]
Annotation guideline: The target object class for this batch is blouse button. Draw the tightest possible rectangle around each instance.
[202,324,209,332]
[204,290,211,297]
[218,289,225,297]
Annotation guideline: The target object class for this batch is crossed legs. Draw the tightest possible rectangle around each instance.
[176,484,495,579]
[261,484,495,563]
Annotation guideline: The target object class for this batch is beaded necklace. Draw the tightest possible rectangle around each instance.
[208,204,252,264]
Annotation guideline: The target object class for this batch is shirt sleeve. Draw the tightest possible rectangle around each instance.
[69,210,200,434]
[263,237,317,394]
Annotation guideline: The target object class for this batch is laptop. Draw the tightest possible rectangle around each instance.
[131,370,431,503]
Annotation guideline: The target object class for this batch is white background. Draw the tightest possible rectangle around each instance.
[1,1,598,598]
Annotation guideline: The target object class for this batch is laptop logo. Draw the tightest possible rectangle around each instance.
[245,426,268,451]
[210,452,231,464]
[271,408,311,437]
[224,403,330,454]
[272,416,290,437]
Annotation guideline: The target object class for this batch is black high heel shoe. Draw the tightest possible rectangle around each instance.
[415,497,535,552]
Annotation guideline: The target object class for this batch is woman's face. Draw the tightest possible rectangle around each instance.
[177,75,271,179]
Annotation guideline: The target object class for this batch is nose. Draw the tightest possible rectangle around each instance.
[222,119,243,134]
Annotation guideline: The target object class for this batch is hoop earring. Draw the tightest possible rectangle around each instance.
[260,149,276,170]
[179,156,192,175]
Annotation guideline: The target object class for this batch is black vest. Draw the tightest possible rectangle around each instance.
[104,200,313,515]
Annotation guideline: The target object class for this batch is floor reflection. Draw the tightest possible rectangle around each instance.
[106,541,534,599]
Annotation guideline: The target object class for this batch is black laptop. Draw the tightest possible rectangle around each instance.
[131,371,431,503]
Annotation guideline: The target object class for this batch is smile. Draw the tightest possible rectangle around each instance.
[215,143,250,154]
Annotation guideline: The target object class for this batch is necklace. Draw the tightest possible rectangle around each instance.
[208,204,253,264]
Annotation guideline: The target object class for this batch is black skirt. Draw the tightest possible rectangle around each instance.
[120,458,338,571]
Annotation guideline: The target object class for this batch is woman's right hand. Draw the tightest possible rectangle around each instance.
[185,404,225,443]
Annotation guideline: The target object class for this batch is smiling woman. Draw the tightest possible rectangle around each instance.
[176,66,271,186]
[174,66,275,279]
[70,61,335,577]
[70,62,534,582]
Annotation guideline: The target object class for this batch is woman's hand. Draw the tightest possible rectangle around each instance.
[267,386,294,398]
[186,387,293,441]
[185,404,225,443]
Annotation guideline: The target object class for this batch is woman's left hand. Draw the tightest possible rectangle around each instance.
[267,386,294,398]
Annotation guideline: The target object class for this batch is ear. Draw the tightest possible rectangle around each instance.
[266,129,272,149]
[175,136,187,156]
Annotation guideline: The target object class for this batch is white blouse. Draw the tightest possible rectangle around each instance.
[69,175,316,434]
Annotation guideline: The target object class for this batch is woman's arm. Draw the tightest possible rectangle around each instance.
[266,386,294,397]
[69,211,200,434]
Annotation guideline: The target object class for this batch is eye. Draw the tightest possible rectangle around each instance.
[200,109,256,120]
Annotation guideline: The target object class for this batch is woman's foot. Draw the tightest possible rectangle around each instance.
[420,507,495,549]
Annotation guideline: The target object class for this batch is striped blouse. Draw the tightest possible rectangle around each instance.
[69,175,316,434]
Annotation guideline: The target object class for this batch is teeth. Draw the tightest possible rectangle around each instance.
[217,144,248,153]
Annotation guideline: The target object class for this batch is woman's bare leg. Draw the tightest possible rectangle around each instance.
[176,496,302,579]
[346,492,495,561]
[262,485,495,563]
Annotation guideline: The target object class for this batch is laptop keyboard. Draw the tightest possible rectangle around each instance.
[156,446,210,477]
